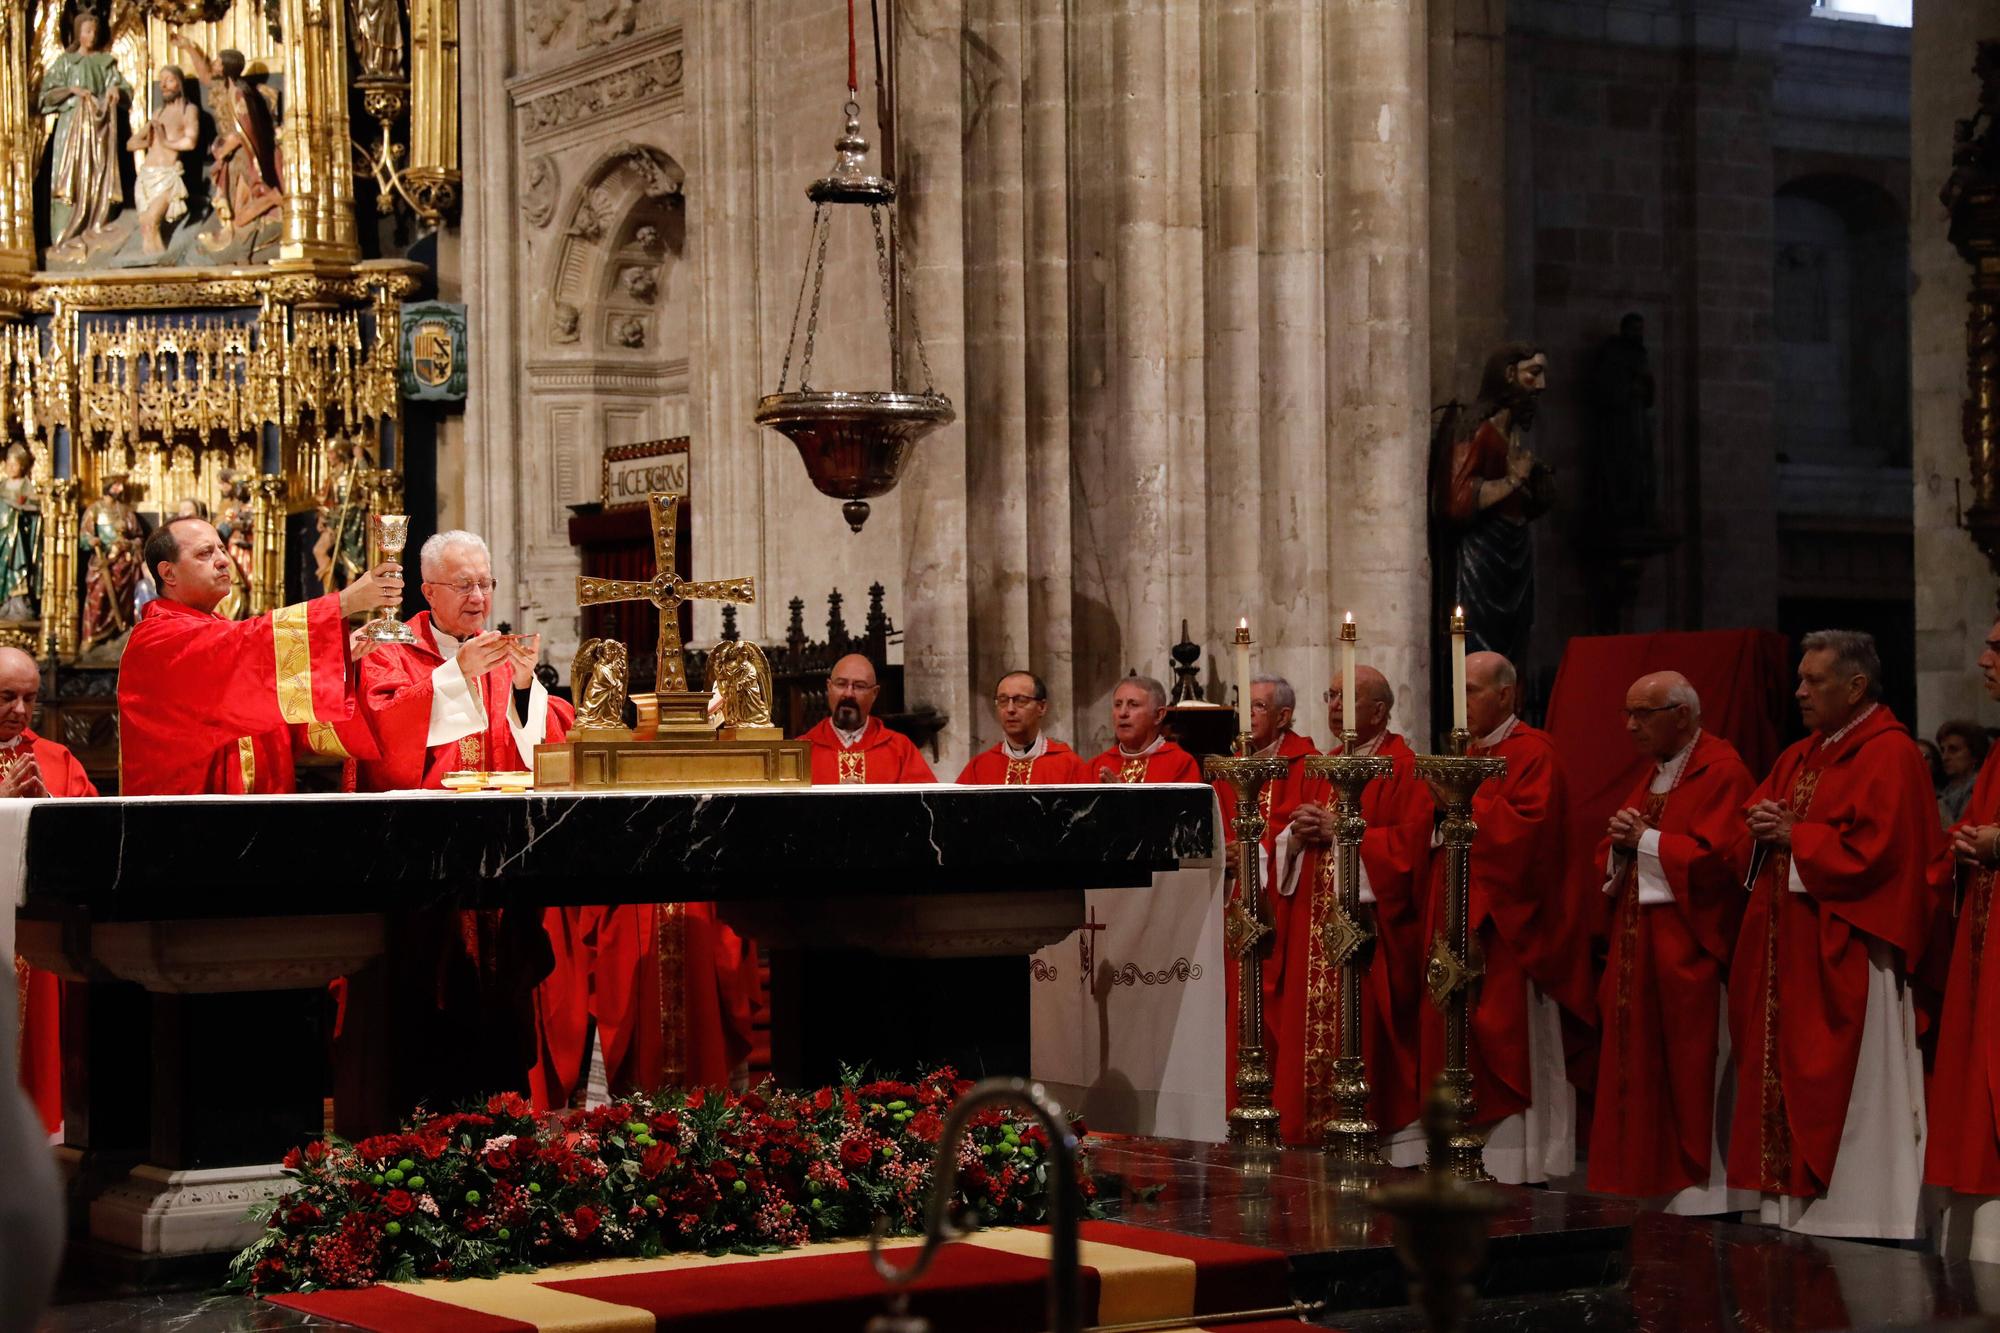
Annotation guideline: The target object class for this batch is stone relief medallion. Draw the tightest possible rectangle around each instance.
[523,155,560,227]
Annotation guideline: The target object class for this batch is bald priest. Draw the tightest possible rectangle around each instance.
[803,653,937,784]
[118,516,399,794]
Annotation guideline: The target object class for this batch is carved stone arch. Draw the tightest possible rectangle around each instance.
[548,142,687,354]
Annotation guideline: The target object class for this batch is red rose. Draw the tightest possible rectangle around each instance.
[640,1142,679,1178]
[286,1201,321,1227]
[486,1092,531,1118]
[383,1189,415,1217]
[710,1159,739,1182]
[649,1112,681,1137]
[572,1205,600,1239]
[483,1144,516,1172]
[813,1088,835,1113]
[838,1138,871,1169]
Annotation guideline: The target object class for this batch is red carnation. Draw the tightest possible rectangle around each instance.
[572,1205,600,1239]
[907,1110,943,1144]
[640,1142,679,1178]
[382,1189,414,1217]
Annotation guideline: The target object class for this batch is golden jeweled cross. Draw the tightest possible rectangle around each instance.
[576,491,755,692]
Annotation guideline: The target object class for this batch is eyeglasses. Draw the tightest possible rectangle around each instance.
[1621,704,1679,722]
[994,693,1044,708]
[431,578,496,597]
[829,678,879,692]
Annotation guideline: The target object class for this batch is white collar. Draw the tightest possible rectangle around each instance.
[431,622,462,657]
[1002,734,1049,762]
[833,720,869,749]
[1650,732,1699,794]
[1118,733,1167,759]
[1474,715,1519,750]
[1820,702,1879,749]
[1252,728,1294,758]
[0,732,24,752]
[1344,729,1389,757]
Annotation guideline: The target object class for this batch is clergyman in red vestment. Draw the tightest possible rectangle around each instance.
[1273,664,1432,1157]
[803,653,938,785]
[1418,651,1591,1183]
[956,671,1084,784]
[117,517,398,795]
[1586,671,1754,1212]
[342,531,573,1112]
[1083,676,1203,784]
[1728,630,1937,1239]
[1928,616,2000,1259]
[3,647,97,1139]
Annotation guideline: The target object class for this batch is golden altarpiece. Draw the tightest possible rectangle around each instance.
[0,0,459,719]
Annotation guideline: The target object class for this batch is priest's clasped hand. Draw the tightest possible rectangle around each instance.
[1952,823,2000,868]
[1745,799,1794,848]
[1606,807,1652,849]
[337,560,405,619]
[455,631,541,687]
[1288,801,1335,846]
[0,752,46,799]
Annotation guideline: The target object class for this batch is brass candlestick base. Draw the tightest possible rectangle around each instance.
[1413,731,1507,1182]
[1203,748,1294,1150]
[354,513,418,645]
[1302,742,1394,1168]
[1371,1084,1506,1333]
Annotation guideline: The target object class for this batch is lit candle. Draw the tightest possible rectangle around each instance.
[1451,605,1469,734]
[1339,612,1357,739]
[1235,618,1252,740]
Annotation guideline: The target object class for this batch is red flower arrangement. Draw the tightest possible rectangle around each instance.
[228,1068,1098,1295]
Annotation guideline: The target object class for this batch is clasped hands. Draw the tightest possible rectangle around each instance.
[1288,801,1335,847]
[1745,800,1795,848]
[0,754,46,799]
[1953,823,2000,868]
[455,631,542,689]
[1605,807,1652,850]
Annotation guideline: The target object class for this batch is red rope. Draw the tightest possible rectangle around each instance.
[847,0,858,94]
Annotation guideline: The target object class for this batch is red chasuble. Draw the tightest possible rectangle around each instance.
[1083,741,1203,785]
[1725,705,1940,1198]
[118,593,369,795]
[1418,721,1589,1125]
[1272,732,1432,1146]
[349,611,576,788]
[1213,730,1318,847]
[12,729,97,1137]
[1928,745,2000,1194]
[956,739,1085,785]
[804,717,939,784]
[1586,730,1754,1197]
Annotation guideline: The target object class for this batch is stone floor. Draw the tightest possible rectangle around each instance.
[36,1136,2000,1331]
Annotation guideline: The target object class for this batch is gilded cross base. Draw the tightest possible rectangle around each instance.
[1202,749,1293,1150]
[1413,735,1508,1183]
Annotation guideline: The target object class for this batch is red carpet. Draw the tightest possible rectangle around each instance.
[268,1219,1300,1331]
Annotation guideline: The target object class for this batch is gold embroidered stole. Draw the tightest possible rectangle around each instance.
[1758,758,1824,1192]
[1611,791,1671,1114]
[837,750,866,784]
[1004,757,1034,785]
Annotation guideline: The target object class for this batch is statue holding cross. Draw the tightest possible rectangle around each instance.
[576,491,756,693]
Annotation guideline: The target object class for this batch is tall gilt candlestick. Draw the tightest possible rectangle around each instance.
[1413,731,1506,1181]
[1203,750,1292,1148]
[1302,740,1391,1166]
[355,513,418,645]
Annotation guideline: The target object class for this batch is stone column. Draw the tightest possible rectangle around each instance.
[897,0,974,775]
[0,5,31,314]
[1256,0,1330,697]
[1914,3,2000,729]
[1325,0,1434,741]
[687,1,771,644]
[276,0,361,264]
[964,0,1033,753]
[456,1,519,584]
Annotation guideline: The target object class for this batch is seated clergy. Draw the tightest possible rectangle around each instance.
[1420,650,1592,1184]
[1273,665,1432,1156]
[117,516,397,795]
[2,646,96,1142]
[1730,630,1937,1240]
[957,671,1085,783]
[1587,672,1753,1212]
[803,653,937,784]
[343,530,573,1112]
[1085,674,1203,783]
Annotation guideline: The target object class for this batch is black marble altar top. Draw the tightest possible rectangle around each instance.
[15,784,1217,922]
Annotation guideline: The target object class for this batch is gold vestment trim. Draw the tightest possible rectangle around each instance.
[305,722,351,760]
[237,735,257,792]
[271,602,318,726]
